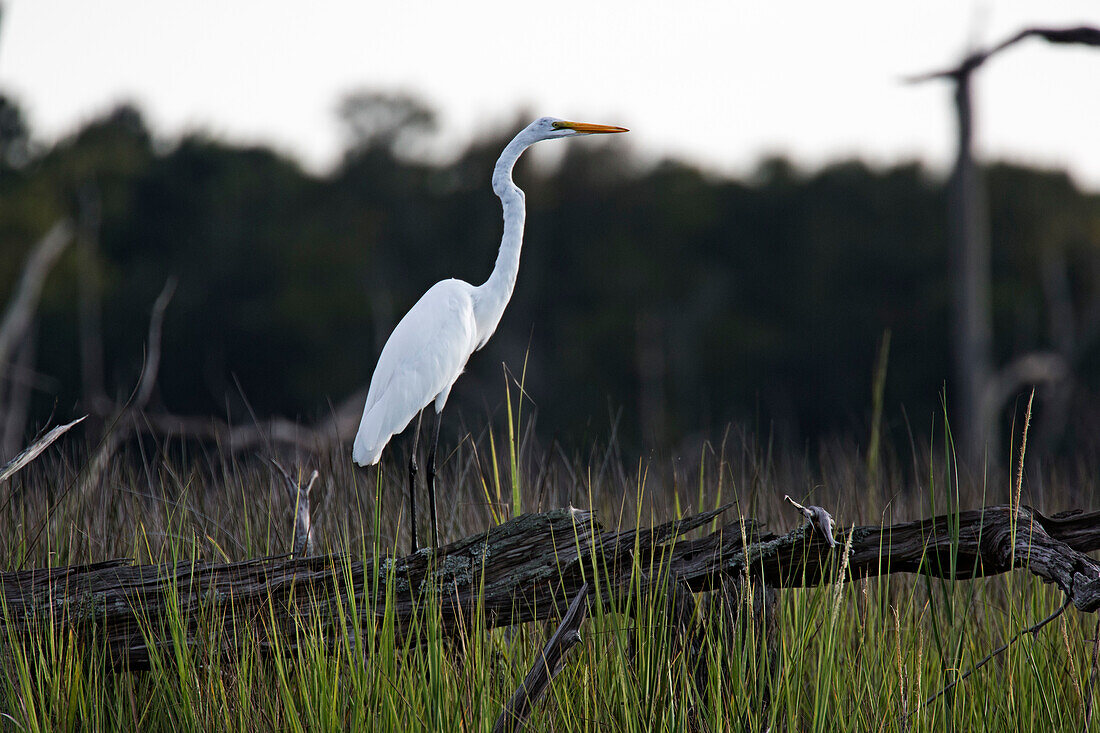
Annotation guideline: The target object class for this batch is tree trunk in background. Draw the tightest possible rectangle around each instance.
[948,71,993,463]
[920,26,1100,464]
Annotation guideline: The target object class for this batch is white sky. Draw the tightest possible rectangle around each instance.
[1,1,1099,188]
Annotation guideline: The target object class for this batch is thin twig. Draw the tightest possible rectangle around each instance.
[906,596,1072,722]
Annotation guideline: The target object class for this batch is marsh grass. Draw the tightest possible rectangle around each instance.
[1,412,1097,731]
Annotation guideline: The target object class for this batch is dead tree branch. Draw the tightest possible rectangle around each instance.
[270,460,318,556]
[0,221,73,380]
[134,387,365,453]
[84,278,176,489]
[906,26,1100,84]
[908,595,1072,722]
[134,277,176,410]
[784,494,837,546]
[493,583,590,733]
[3,502,1100,672]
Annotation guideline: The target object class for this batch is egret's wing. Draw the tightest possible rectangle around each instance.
[353,280,477,465]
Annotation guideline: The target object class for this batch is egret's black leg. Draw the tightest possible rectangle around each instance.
[408,410,424,555]
[426,410,443,550]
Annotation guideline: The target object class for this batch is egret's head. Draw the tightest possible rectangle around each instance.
[528,116,629,141]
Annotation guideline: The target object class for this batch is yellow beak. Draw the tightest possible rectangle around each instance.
[553,121,629,134]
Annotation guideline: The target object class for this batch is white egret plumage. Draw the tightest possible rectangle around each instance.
[353,117,628,552]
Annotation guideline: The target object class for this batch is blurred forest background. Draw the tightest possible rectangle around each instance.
[2,89,1100,466]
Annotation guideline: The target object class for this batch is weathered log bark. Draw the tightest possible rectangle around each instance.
[2,503,1100,671]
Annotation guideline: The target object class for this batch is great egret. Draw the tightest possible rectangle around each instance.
[353,116,628,553]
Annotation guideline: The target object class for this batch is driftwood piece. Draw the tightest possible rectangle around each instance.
[270,460,318,556]
[783,495,837,547]
[492,582,590,733]
[2,503,1100,671]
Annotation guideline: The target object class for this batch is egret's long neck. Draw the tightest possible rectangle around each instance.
[474,133,533,343]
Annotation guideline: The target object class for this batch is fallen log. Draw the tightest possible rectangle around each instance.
[2,502,1100,671]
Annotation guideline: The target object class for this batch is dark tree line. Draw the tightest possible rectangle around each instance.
[2,92,1100,462]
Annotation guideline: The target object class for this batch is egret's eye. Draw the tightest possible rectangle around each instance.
[551,121,568,130]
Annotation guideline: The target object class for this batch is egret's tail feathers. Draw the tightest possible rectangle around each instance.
[352,434,386,466]
[353,402,417,467]
[353,407,390,465]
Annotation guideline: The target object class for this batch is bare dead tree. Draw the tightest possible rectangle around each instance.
[64,259,368,474]
[0,221,74,460]
[134,387,366,454]
[909,25,1100,463]
[0,222,73,385]
[80,316,365,460]
[1033,246,1100,458]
